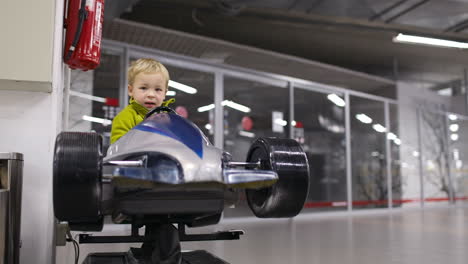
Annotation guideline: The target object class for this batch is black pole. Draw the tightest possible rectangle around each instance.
[445,18,468,32]
[369,0,409,21]
[385,0,431,23]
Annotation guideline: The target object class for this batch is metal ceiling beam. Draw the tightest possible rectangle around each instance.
[384,0,431,23]
[369,0,409,22]
[237,7,468,42]
[445,18,468,32]
[428,79,462,92]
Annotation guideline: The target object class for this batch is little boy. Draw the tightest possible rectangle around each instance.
[110,58,174,144]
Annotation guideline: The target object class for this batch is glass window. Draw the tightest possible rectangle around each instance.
[419,109,451,206]
[68,70,94,132]
[161,64,215,144]
[68,52,122,151]
[350,96,388,209]
[294,87,347,212]
[449,115,468,203]
[222,76,288,217]
[397,104,422,208]
[222,76,288,160]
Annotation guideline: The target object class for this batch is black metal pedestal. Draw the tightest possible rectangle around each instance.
[80,223,242,264]
[83,250,230,264]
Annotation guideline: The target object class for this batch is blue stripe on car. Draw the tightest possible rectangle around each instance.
[134,113,203,158]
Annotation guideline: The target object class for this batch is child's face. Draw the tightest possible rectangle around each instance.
[128,72,167,110]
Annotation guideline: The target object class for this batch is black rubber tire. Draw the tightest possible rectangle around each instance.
[53,132,103,224]
[246,137,309,218]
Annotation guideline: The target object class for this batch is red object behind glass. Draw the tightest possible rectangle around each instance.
[242,116,253,131]
[175,106,189,118]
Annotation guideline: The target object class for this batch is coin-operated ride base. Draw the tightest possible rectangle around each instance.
[81,223,242,264]
[53,107,310,264]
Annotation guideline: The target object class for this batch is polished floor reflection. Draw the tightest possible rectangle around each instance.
[56,206,468,264]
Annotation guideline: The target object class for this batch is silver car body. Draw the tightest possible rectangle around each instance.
[105,112,277,187]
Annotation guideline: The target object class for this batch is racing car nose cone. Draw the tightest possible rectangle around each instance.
[135,113,204,158]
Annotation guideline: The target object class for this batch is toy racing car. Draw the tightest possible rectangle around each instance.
[53,106,310,264]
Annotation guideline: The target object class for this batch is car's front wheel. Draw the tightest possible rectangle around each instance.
[245,137,309,218]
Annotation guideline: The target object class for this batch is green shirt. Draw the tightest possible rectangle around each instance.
[110,98,175,144]
[110,98,148,144]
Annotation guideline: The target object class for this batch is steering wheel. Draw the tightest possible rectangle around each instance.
[145,106,177,119]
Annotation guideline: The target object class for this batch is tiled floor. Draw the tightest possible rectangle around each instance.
[56,205,468,264]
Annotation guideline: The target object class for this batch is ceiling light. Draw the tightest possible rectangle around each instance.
[169,80,197,94]
[437,88,452,96]
[412,151,420,157]
[198,100,251,113]
[239,130,255,138]
[356,113,372,124]
[274,119,287,126]
[448,114,458,121]
[393,33,468,49]
[451,134,459,141]
[166,90,176,96]
[70,90,106,103]
[327,94,346,107]
[221,100,251,113]
[204,123,212,130]
[82,115,112,126]
[197,104,215,112]
[394,138,401,145]
[387,132,397,140]
[450,123,459,132]
[372,124,386,133]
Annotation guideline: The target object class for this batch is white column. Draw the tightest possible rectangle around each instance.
[0,0,64,263]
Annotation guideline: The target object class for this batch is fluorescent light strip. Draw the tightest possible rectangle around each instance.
[327,94,346,107]
[394,138,401,145]
[198,100,251,113]
[387,132,397,141]
[448,114,458,121]
[393,33,468,49]
[372,124,386,133]
[197,104,215,112]
[450,123,459,132]
[451,134,459,141]
[274,119,288,126]
[82,115,112,126]
[221,100,251,113]
[169,80,197,94]
[239,130,255,138]
[70,90,106,103]
[166,90,176,96]
[356,113,372,124]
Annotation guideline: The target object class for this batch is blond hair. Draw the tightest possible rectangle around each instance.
[127,58,170,88]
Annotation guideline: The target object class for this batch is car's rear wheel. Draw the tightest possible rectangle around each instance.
[246,137,309,218]
[53,132,103,231]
